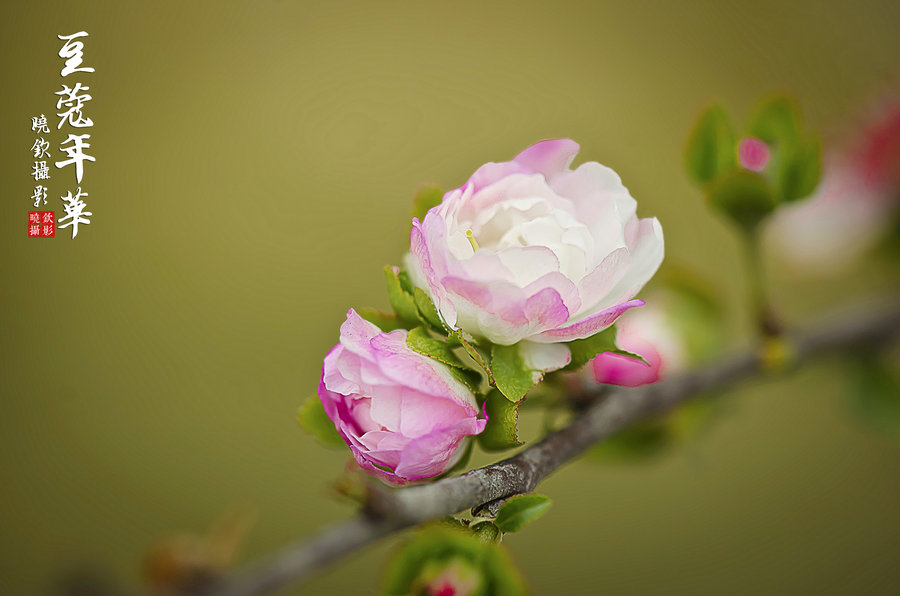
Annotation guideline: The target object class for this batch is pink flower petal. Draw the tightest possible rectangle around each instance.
[532,299,644,342]
[467,160,531,193]
[513,138,580,179]
[524,286,570,330]
[592,350,660,387]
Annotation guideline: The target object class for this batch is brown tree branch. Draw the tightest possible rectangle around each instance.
[208,294,900,596]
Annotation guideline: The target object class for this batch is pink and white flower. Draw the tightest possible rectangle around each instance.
[408,139,664,373]
[318,309,486,484]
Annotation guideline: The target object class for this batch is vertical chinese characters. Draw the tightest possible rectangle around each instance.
[28,112,54,236]
[54,31,95,239]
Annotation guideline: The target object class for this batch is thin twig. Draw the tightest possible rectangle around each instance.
[209,294,900,596]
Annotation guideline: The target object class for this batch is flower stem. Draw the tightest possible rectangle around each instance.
[741,228,781,339]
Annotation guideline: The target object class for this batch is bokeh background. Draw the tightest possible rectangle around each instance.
[2,1,899,594]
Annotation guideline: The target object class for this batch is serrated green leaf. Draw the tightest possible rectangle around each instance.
[563,326,618,371]
[396,269,415,295]
[453,330,494,383]
[491,344,536,402]
[707,169,777,231]
[297,396,345,449]
[407,327,466,369]
[478,390,522,452]
[357,307,405,331]
[384,266,421,326]
[414,287,447,332]
[411,185,444,223]
[494,494,552,533]
[448,366,483,394]
[749,96,802,146]
[685,105,736,186]
[777,137,821,202]
[470,521,501,543]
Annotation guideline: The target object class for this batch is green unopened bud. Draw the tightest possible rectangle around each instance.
[470,521,501,543]
[707,169,777,232]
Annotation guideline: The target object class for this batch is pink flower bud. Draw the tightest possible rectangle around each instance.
[318,310,486,484]
[738,137,771,171]
[592,301,686,387]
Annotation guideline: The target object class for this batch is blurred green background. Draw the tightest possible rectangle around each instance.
[2,1,899,594]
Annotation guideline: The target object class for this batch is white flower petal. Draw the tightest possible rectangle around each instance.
[519,341,572,373]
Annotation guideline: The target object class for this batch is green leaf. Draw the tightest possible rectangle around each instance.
[384,266,421,326]
[478,390,522,452]
[357,307,405,332]
[748,96,802,147]
[448,366,484,394]
[414,287,447,332]
[411,185,443,223]
[439,516,469,531]
[707,169,777,231]
[407,327,483,393]
[396,269,415,295]
[371,461,396,474]
[777,137,821,202]
[407,327,466,369]
[470,521,501,543]
[491,344,537,402]
[494,494,552,533]
[563,326,618,371]
[297,396,345,449]
[685,105,736,186]
[453,331,494,383]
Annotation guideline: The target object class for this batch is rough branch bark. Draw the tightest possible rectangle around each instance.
[209,295,900,596]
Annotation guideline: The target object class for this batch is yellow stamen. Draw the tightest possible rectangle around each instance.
[465,229,479,252]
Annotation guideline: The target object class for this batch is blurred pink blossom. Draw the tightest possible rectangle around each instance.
[766,96,900,273]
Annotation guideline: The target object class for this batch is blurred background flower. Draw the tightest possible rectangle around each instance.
[766,95,900,273]
[383,526,525,596]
